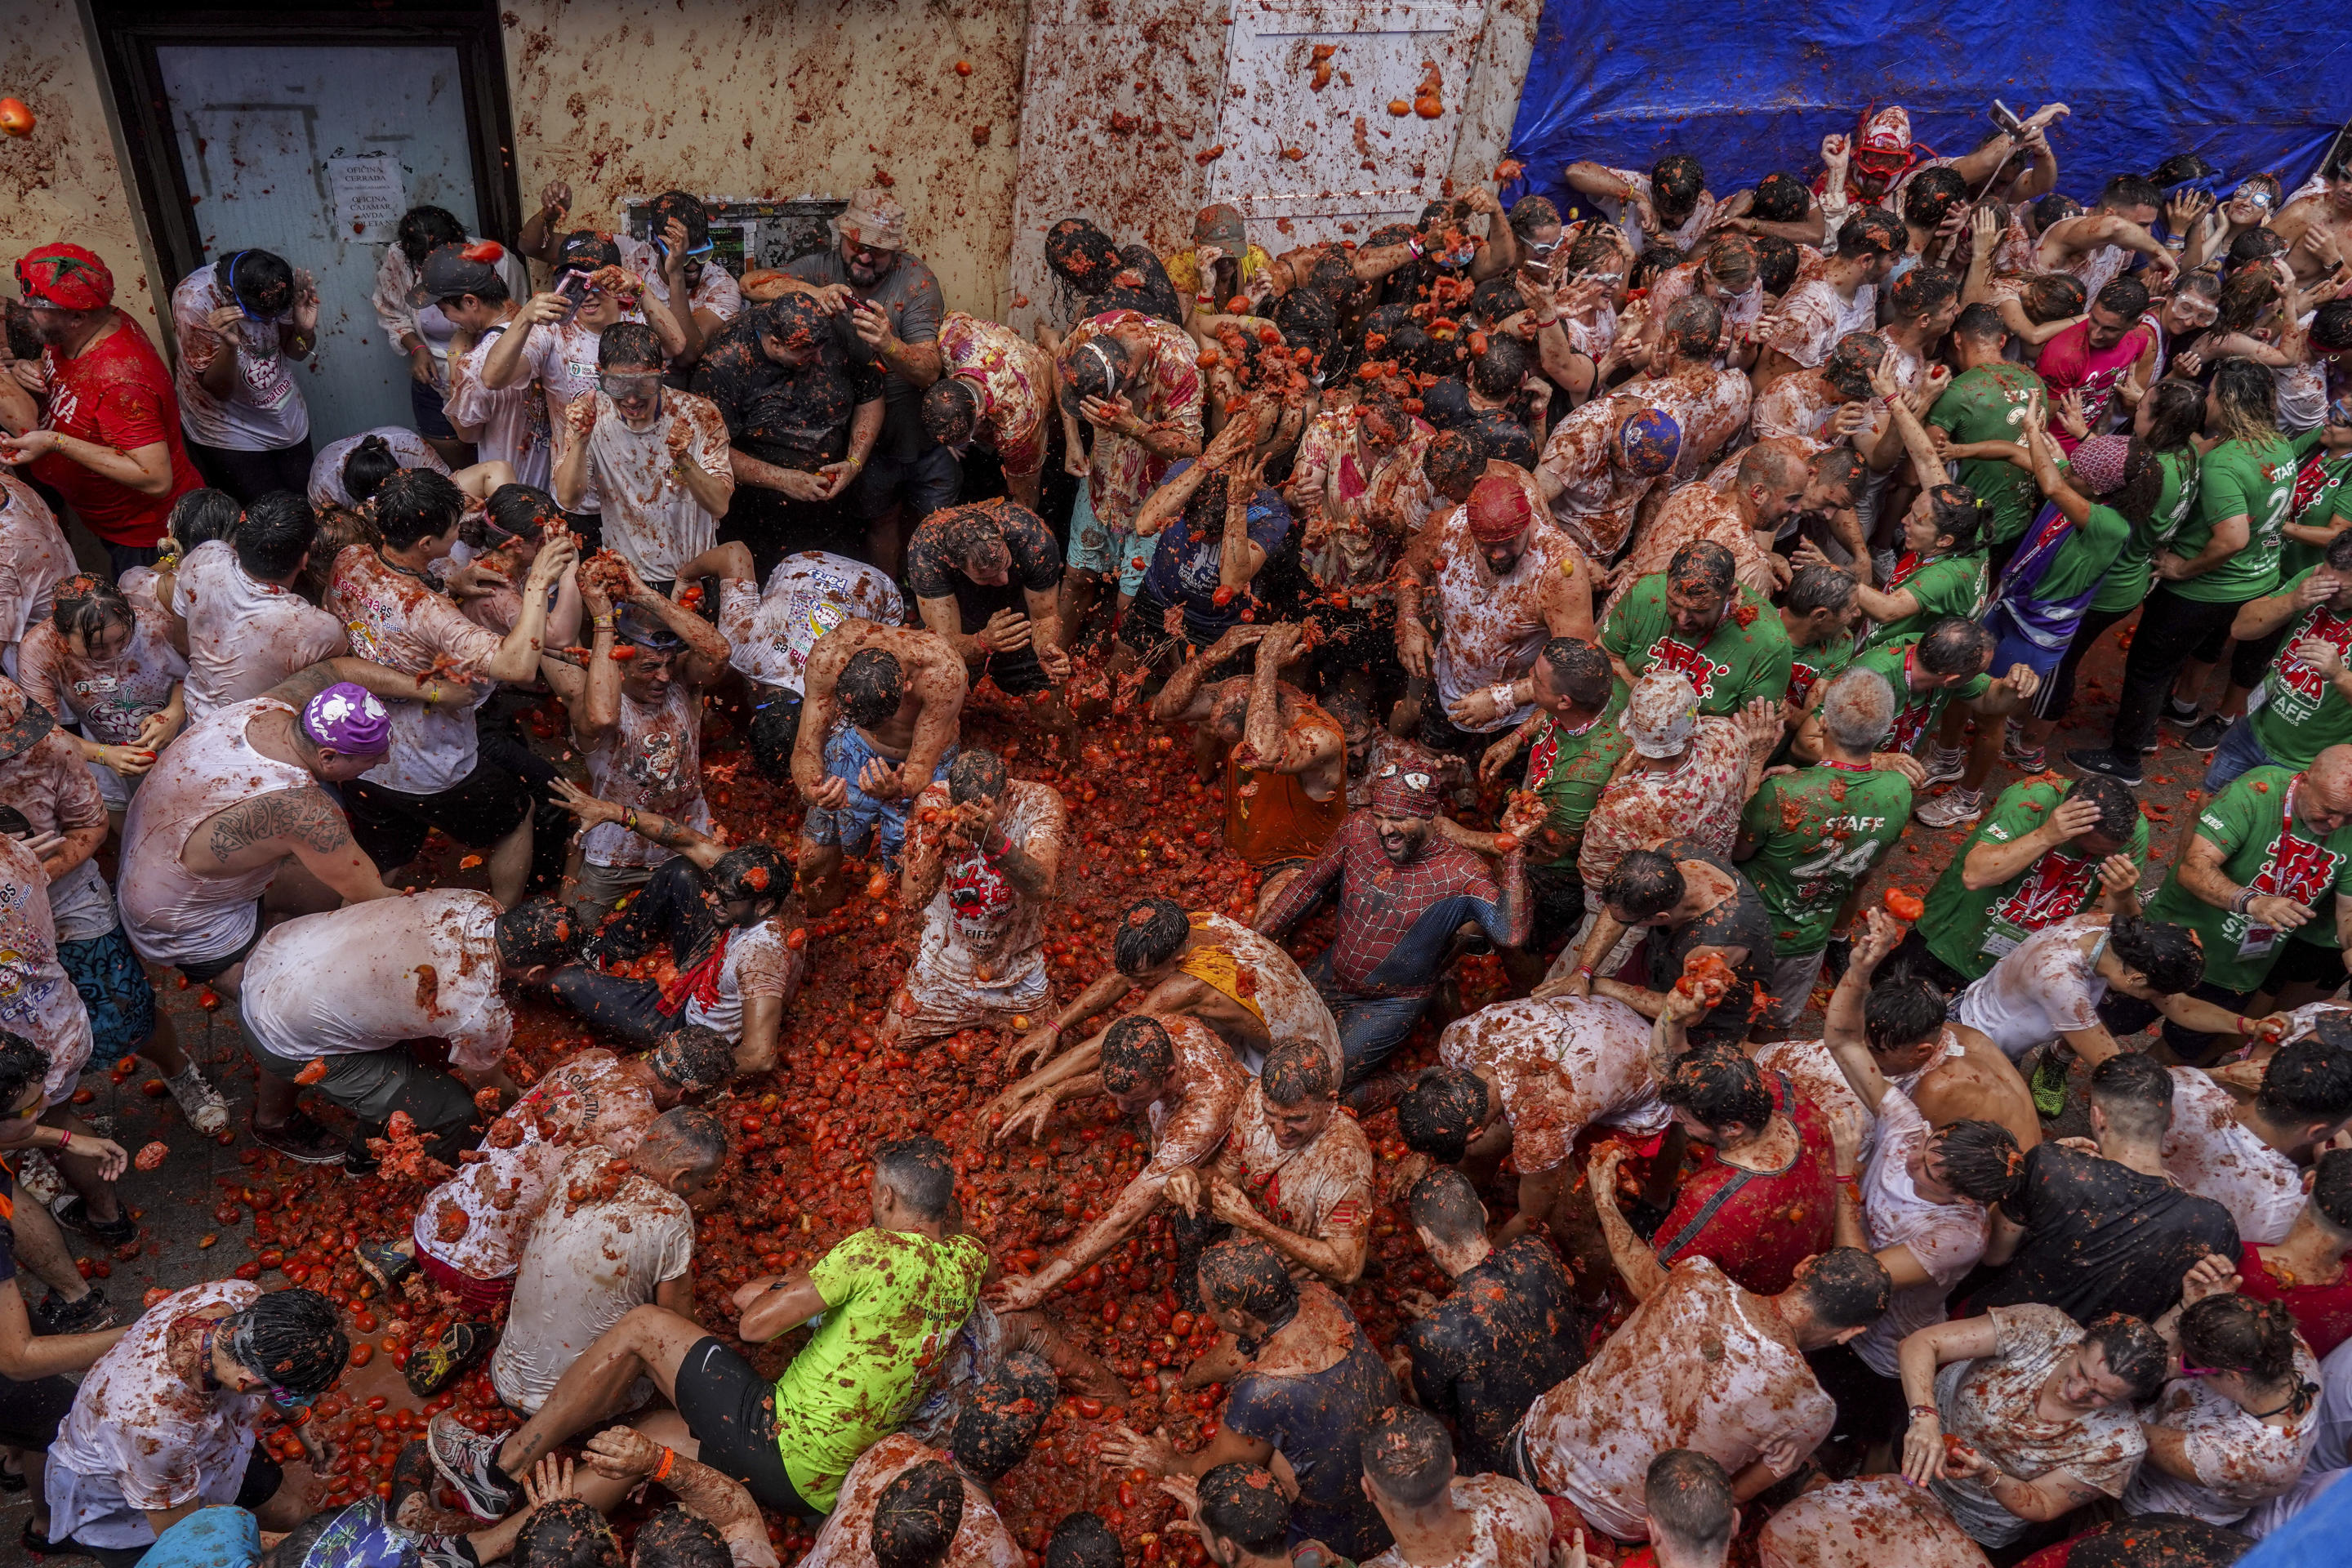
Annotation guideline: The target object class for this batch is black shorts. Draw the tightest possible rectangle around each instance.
[180,905,266,984]
[345,755,535,870]
[976,644,1054,697]
[673,1336,815,1517]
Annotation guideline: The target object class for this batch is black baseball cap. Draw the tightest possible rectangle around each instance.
[555,230,623,274]
[409,242,505,306]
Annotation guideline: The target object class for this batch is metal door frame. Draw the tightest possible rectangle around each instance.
[88,0,522,292]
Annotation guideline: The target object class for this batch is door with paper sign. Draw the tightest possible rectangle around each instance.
[134,40,504,441]
[1209,2,1490,252]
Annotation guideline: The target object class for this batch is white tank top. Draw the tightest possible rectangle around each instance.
[118,697,317,965]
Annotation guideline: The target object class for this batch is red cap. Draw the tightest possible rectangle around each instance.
[1465,474,1535,542]
[15,243,114,310]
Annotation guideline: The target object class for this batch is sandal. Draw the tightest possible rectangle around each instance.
[23,1517,56,1556]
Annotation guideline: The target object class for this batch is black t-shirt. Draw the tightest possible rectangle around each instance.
[782,249,946,461]
[688,314,884,469]
[1650,836,1778,1050]
[1107,244,1186,326]
[1223,1327,1401,1560]
[1972,1143,2240,1324]
[1401,1236,1585,1476]
[905,501,1062,630]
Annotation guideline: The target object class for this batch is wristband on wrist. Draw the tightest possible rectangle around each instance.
[57,1130,71,1152]
[1909,1405,1938,1420]
[651,1446,675,1483]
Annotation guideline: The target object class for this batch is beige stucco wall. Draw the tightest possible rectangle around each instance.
[500,0,1031,317]
[2,0,163,334]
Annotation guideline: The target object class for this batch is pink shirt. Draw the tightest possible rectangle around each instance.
[2035,318,2154,450]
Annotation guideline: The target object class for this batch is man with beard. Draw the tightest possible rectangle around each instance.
[553,323,733,590]
[689,294,884,572]
[1754,208,1907,393]
[1603,538,1796,716]
[882,747,1067,1048]
[0,244,202,575]
[1612,439,1809,597]
[782,189,949,572]
[615,190,746,357]
[1398,473,1591,757]
[1256,762,1532,1098]
[2274,145,2352,288]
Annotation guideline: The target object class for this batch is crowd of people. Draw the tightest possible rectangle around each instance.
[0,82,2350,1568]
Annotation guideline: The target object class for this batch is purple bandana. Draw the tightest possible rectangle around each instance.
[301,683,391,755]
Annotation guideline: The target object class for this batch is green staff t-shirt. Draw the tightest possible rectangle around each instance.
[2247,568,2352,770]
[2091,446,2200,616]
[2166,431,2320,606]
[1927,362,2043,546]
[1740,762,1913,955]
[1861,551,1989,652]
[2021,501,2132,608]
[1526,695,1632,869]
[1603,576,1793,716]
[2143,765,2352,992]
[1920,774,2151,982]
[1851,637,1990,756]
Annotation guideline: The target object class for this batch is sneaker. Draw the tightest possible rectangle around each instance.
[2065,747,2145,787]
[252,1114,346,1165]
[405,1321,493,1401]
[163,1065,228,1136]
[1916,786,1986,828]
[358,1240,416,1294]
[29,1285,113,1335]
[2162,698,2203,727]
[14,1150,63,1210]
[50,1196,135,1247]
[426,1411,517,1521]
[1920,744,1969,788]
[2184,715,2232,754]
[2002,719,2046,771]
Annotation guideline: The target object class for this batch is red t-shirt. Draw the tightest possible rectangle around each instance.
[2238,1241,2352,1359]
[29,312,202,546]
[2034,317,2154,454]
[1654,1074,1838,1296]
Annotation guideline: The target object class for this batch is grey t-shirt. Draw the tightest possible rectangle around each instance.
[782,248,945,461]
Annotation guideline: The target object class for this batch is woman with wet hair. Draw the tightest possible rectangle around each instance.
[17,573,185,822]
[2127,1281,2324,1526]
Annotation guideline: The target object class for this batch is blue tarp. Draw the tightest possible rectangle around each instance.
[1503,4,2351,218]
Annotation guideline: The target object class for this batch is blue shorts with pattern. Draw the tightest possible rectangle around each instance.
[58,922,158,1057]
[1062,484,1152,595]
[799,724,956,865]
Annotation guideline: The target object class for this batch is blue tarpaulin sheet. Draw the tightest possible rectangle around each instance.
[1503,5,2351,218]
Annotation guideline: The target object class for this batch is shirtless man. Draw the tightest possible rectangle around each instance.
[1397,473,1592,755]
[1535,399,1681,561]
[1510,1250,1890,1544]
[987,1013,1249,1309]
[790,617,968,913]
[2034,174,2177,300]
[1830,910,2042,1152]
[1000,894,1341,1083]
[883,747,1067,1048]
[118,670,411,998]
[2273,147,2352,288]
[1151,621,1348,919]
[1166,1037,1376,1289]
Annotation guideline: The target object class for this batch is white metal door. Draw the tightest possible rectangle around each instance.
[155,45,483,444]
[1210,2,1488,249]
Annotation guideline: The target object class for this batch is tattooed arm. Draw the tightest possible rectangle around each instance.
[201,786,398,905]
